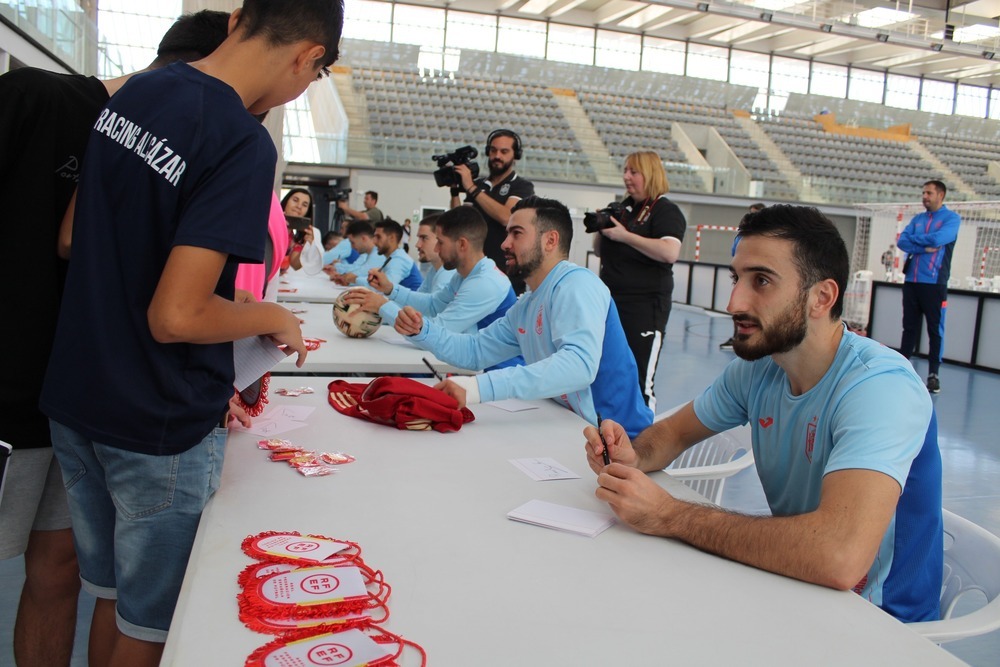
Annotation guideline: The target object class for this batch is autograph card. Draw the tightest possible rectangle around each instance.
[509,458,580,481]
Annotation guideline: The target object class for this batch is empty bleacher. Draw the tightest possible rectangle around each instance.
[914,130,1000,199]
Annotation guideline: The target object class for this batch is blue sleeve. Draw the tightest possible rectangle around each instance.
[407,307,521,374]
[896,218,923,255]
[378,276,455,327]
[348,253,385,286]
[379,252,412,288]
[403,270,506,334]
[322,239,352,265]
[905,210,960,249]
[693,359,752,432]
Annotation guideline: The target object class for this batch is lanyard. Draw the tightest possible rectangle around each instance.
[628,198,654,230]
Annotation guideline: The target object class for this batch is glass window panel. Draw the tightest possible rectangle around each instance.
[956,84,988,118]
[730,51,770,110]
[848,68,884,103]
[771,56,809,95]
[497,16,546,58]
[810,62,847,98]
[393,4,444,48]
[921,78,955,114]
[642,36,685,75]
[547,23,594,65]
[97,2,180,77]
[991,89,1000,120]
[885,73,920,110]
[446,10,496,52]
[343,0,392,42]
[595,29,640,70]
[687,43,728,81]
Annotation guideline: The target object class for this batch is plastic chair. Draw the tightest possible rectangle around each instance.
[654,407,754,506]
[909,510,1000,644]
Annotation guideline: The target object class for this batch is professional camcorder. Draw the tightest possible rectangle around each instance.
[583,201,627,233]
[432,145,480,188]
[330,187,352,203]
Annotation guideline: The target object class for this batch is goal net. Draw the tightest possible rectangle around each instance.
[849,201,1000,330]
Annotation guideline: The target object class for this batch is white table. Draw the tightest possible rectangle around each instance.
[162,377,958,666]
[275,302,471,375]
[276,269,349,304]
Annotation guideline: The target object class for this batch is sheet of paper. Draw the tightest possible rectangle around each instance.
[507,499,615,538]
[233,336,288,391]
[509,458,580,481]
[230,404,313,437]
[489,399,539,413]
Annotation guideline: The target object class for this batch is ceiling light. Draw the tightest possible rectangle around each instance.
[876,33,889,42]
[853,8,916,29]
[697,3,710,12]
[984,51,996,60]
[760,11,773,22]
[820,24,833,33]
[931,43,943,52]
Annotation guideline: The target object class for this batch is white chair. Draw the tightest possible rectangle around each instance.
[663,426,754,506]
[909,509,1000,644]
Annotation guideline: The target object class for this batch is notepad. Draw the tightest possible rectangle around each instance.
[507,499,615,538]
[233,336,289,391]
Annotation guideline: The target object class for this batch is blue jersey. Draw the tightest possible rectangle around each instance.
[380,257,511,333]
[419,265,456,294]
[407,261,652,437]
[897,206,960,285]
[40,63,274,454]
[400,261,424,290]
[322,238,357,265]
[336,249,380,279]
[693,329,942,622]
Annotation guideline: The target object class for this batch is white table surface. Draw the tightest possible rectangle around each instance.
[161,377,958,666]
[275,302,471,375]
[276,269,349,304]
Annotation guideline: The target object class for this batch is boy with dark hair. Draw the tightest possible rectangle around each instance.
[586,205,942,623]
[0,10,229,666]
[39,2,344,664]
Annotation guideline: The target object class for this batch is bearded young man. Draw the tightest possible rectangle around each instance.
[583,205,944,624]
[447,129,534,293]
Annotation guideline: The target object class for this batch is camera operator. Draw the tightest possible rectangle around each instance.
[447,129,534,293]
[593,151,686,410]
[338,190,384,223]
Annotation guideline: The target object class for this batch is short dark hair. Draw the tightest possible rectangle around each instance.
[418,213,442,229]
[748,202,766,213]
[280,188,313,219]
[322,230,342,243]
[738,205,848,319]
[374,218,403,242]
[511,196,573,256]
[152,10,230,68]
[345,220,374,238]
[924,180,947,196]
[235,0,344,68]
[436,206,487,250]
[365,190,378,202]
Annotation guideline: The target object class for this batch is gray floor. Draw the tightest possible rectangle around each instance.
[2,305,998,665]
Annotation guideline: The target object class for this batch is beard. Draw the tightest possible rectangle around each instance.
[731,289,809,361]
[504,241,543,283]
[489,156,513,179]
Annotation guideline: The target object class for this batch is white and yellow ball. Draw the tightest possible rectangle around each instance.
[332,289,382,338]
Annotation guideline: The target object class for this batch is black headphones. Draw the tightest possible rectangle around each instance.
[486,128,523,160]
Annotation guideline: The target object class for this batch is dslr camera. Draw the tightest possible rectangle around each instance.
[584,201,626,233]
[433,145,480,188]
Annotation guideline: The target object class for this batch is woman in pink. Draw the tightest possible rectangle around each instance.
[234,192,290,302]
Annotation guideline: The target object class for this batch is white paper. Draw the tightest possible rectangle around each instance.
[253,533,352,563]
[259,565,368,605]
[507,499,615,538]
[489,399,539,413]
[230,415,308,437]
[509,458,580,481]
[260,629,391,666]
[232,336,288,391]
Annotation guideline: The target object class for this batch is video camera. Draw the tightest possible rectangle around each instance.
[432,145,480,188]
[583,201,627,233]
[330,187,352,203]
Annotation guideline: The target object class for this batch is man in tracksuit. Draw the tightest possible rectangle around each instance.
[897,180,960,393]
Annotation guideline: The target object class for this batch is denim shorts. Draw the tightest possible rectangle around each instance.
[49,420,226,642]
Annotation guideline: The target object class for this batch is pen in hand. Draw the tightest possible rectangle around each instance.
[597,412,611,466]
[422,357,444,382]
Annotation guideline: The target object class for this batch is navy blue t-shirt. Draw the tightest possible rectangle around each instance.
[41,63,276,455]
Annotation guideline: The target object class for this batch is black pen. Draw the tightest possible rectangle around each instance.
[369,256,391,285]
[597,412,611,465]
[422,357,444,382]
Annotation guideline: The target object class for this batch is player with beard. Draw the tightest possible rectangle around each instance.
[448,129,534,294]
[395,196,651,437]
[581,205,943,623]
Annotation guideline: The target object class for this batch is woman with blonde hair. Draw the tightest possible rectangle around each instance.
[594,151,686,410]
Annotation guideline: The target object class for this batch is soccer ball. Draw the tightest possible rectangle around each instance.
[332,290,382,338]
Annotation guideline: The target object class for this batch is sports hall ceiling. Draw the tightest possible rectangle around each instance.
[409,0,1000,85]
